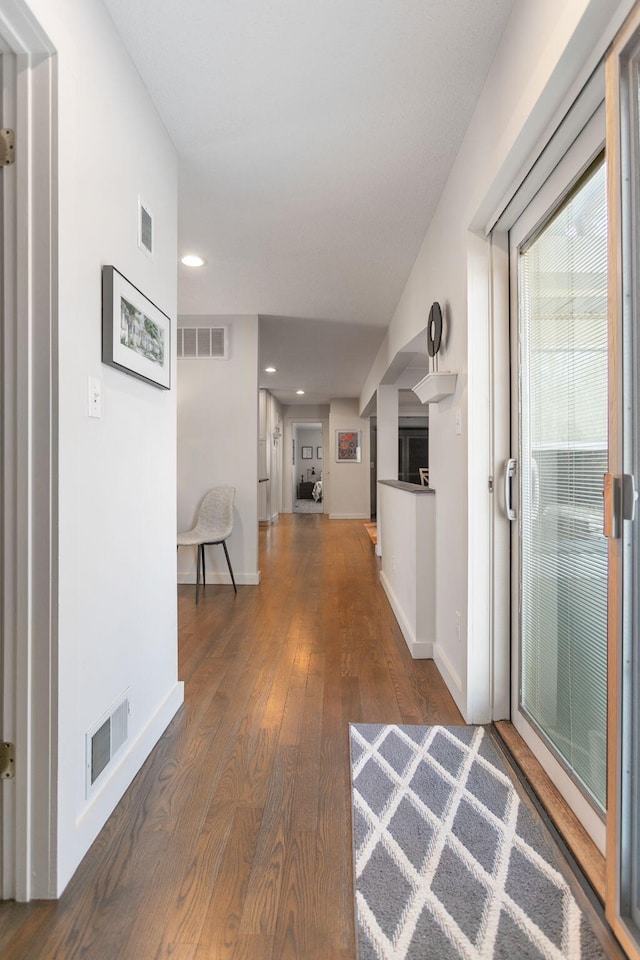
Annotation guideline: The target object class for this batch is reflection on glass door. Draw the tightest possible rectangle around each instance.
[517,159,608,810]
[509,116,609,847]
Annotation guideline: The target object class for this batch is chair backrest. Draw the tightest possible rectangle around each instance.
[419,468,429,487]
[195,485,235,541]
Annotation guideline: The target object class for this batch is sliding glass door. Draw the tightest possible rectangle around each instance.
[606,9,640,957]
[509,112,608,850]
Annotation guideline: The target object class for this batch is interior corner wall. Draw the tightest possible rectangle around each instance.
[24,0,183,895]
[177,315,259,584]
[328,399,371,519]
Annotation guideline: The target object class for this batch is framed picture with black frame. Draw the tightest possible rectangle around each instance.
[102,265,171,389]
[301,446,313,459]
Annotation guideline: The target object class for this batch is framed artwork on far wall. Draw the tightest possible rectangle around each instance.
[317,446,323,459]
[301,446,313,459]
[102,265,171,389]
[336,430,361,462]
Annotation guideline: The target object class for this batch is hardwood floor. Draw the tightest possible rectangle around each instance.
[0,515,462,959]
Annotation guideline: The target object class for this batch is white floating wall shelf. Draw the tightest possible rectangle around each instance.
[412,372,457,404]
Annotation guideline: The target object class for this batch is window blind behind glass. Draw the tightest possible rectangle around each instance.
[518,159,608,809]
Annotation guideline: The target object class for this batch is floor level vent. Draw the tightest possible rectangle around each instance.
[177,326,228,359]
[86,692,130,796]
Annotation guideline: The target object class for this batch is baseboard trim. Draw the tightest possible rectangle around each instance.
[379,571,433,659]
[433,643,465,718]
[177,572,260,585]
[329,513,370,520]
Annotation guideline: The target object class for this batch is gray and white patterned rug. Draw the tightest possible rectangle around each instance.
[350,724,607,960]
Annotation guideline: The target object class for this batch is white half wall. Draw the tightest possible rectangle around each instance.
[329,399,371,519]
[23,0,182,895]
[378,482,436,660]
[177,315,260,585]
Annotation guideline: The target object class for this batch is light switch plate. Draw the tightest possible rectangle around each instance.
[88,376,102,418]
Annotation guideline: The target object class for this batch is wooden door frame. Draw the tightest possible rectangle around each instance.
[0,1,57,901]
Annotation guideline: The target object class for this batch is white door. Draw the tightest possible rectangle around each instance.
[0,9,57,898]
[508,108,608,852]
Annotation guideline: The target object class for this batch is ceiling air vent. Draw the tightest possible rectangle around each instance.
[177,327,229,360]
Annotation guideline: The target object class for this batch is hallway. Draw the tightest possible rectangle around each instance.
[0,515,462,959]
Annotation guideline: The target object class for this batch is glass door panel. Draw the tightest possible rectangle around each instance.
[509,108,609,850]
[518,160,608,810]
[606,10,640,955]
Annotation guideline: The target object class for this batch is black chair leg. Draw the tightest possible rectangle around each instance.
[195,543,201,604]
[201,543,206,593]
[222,540,237,593]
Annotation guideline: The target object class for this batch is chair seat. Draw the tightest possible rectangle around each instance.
[177,529,228,546]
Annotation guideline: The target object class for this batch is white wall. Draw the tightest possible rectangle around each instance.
[328,399,370,519]
[360,0,634,721]
[23,0,183,894]
[177,315,260,584]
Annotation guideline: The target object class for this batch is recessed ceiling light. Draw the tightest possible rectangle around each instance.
[265,367,277,373]
[180,254,205,267]
[296,389,305,395]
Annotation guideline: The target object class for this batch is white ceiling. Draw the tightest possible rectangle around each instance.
[102,0,515,404]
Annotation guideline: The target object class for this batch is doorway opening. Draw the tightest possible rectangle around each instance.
[292,421,324,513]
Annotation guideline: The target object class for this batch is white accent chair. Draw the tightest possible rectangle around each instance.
[177,485,237,603]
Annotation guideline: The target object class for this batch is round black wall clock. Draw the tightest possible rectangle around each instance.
[427,301,443,357]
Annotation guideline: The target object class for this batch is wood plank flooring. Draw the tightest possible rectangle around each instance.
[0,515,462,959]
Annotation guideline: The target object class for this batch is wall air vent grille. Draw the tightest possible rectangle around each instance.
[86,691,130,795]
[177,327,228,360]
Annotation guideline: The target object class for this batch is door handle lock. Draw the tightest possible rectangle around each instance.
[604,474,638,538]
[505,459,517,521]
[604,474,620,538]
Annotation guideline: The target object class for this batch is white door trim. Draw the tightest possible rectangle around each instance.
[0,0,57,901]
